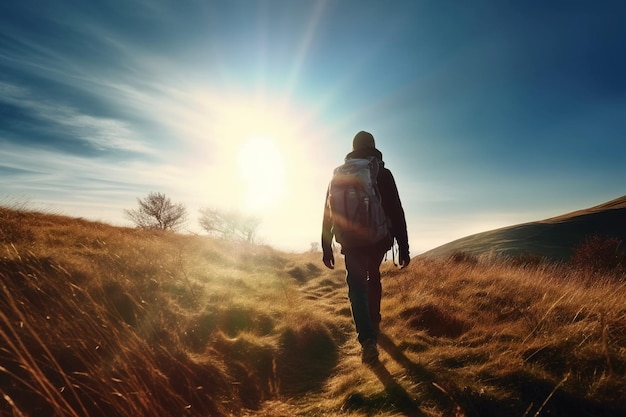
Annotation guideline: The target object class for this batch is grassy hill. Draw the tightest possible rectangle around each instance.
[1,205,625,416]
[421,196,626,262]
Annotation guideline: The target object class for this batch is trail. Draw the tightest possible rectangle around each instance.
[286,271,466,417]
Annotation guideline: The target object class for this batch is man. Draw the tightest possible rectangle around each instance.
[321,131,410,365]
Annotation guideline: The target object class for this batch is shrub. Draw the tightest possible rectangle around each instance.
[571,235,625,272]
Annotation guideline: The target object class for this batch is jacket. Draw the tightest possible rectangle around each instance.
[321,147,409,256]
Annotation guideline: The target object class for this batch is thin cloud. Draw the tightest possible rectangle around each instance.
[0,81,151,154]
[1,142,153,190]
[0,140,192,224]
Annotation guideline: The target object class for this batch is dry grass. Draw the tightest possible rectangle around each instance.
[1,206,625,416]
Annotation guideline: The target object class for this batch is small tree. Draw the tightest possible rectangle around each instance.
[125,192,188,231]
[198,207,260,242]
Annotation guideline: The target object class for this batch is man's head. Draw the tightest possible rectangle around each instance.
[352,131,375,151]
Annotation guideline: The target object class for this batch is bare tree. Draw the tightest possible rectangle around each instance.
[125,192,188,231]
[198,207,260,242]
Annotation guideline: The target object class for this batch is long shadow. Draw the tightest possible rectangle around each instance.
[377,333,435,381]
[377,332,469,417]
[367,360,427,417]
[377,333,626,417]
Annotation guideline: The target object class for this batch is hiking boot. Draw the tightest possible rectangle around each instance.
[361,339,379,366]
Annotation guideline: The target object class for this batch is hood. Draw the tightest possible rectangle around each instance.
[345,147,384,166]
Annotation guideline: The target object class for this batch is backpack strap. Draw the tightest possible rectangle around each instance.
[383,239,399,267]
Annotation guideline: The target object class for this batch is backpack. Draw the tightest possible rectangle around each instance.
[327,157,391,248]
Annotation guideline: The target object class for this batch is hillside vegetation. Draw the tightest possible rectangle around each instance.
[423,195,626,261]
[1,206,625,416]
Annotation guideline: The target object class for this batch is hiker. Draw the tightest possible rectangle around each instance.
[321,131,410,365]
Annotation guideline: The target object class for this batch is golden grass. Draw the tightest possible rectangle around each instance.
[1,206,625,416]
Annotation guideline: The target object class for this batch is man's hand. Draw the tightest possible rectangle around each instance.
[399,249,410,269]
[322,247,335,269]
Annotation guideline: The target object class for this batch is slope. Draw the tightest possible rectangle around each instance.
[421,195,626,261]
[1,205,625,416]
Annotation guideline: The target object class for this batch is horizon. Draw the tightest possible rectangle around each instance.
[1,1,625,254]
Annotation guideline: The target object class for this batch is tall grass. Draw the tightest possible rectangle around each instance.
[0,207,341,416]
[1,206,625,416]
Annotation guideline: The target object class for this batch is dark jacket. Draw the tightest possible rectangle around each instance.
[321,147,409,256]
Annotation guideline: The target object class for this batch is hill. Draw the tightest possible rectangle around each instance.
[422,195,626,261]
[1,205,625,416]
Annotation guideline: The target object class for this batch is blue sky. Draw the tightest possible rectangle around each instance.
[1,0,625,254]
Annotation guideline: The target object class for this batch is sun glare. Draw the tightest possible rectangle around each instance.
[184,90,328,249]
[189,93,310,215]
[237,136,286,212]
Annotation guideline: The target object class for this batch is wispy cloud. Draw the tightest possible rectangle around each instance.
[0,139,192,225]
[0,81,151,154]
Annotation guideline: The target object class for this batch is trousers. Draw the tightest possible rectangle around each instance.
[344,248,386,345]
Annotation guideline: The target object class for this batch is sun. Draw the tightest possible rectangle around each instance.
[237,136,286,212]
[191,94,303,214]
[185,90,326,248]
[176,87,338,250]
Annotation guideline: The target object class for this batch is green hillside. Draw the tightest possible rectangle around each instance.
[422,196,626,261]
